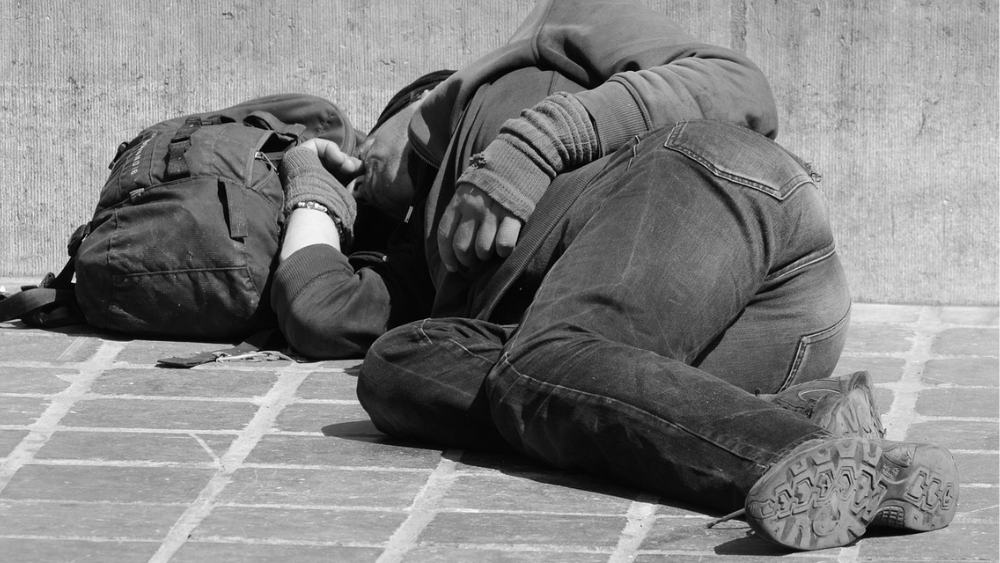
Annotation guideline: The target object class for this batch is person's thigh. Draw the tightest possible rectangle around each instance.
[514,121,838,374]
[357,318,515,451]
[694,252,852,394]
[484,121,839,509]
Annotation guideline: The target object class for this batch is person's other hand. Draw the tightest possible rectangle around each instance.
[437,183,522,272]
[298,138,364,184]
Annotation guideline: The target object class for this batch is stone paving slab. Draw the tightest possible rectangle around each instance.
[0,303,997,562]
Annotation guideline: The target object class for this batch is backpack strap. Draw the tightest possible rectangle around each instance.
[156,329,297,368]
[0,261,83,328]
[0,286,80,328]
[221,179,249,240]
[0,223,89,328]
[164,116,208,180]
[244,111,308,139]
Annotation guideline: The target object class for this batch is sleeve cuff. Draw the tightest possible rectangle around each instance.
[458,143,550,221]
[272,243,352,309]
[574,78,651,155]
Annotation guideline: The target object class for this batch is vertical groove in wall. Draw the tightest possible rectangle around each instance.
[0,0,995,305]
[730,0,748,53]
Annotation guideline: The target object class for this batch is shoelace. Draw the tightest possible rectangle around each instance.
[706,508,745,529]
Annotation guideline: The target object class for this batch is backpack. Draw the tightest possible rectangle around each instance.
[0,94,358,340]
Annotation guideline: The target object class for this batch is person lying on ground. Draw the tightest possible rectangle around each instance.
[272,0,960,551]
[272,0,780,358]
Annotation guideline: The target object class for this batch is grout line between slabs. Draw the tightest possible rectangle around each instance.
[54,336,90,362]
[0,340,127,495]
[146,364,314,563]
[880,307,940,441]
[607,492,660,563]
[375,449,462,563]
[837,544,862,563]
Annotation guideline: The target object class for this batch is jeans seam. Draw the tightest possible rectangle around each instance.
[415,319,435,345]
[778,304,853,392]
[497,354,772,469]
[664,144,812,201]
[663,122,814,201]
[765,244,837,283]
[416,320,499,365]
[444,337,498,365]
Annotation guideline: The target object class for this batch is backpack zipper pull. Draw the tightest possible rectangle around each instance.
[256,151,277,172]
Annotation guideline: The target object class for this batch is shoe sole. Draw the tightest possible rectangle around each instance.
[745,437,959,551]
[814,372,886,440]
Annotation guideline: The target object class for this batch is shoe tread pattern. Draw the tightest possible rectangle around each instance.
[746,438,958,551]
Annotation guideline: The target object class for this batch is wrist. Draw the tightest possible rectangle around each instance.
[460,139,551,221]
[288,201,352,250]
[280,146,357,235]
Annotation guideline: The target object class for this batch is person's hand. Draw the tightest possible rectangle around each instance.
[280,139,361,249]
[298,138,364,184]
[437,183,522,272]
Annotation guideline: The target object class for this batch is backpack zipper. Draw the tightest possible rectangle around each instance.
[256,151,277,172]
[250,152,279,192]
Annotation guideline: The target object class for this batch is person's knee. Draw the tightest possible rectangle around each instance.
[356,323,419,419]
[360,318,514,449]
[359,318,512,410]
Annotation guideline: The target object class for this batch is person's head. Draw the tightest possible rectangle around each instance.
[352,70,455,220]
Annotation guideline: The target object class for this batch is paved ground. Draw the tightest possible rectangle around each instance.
[0,292,997,562]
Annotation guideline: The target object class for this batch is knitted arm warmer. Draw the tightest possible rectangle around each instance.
[457,92,601,221]
[280,145,357,232]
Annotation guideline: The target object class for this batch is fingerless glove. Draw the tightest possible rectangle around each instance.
[280,145,357,232]
[457,92,601,221]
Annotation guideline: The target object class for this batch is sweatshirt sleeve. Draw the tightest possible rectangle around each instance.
[270,243,433,360]
[457,92,600,221]
[530,0,779,147]
[444,0,779,221]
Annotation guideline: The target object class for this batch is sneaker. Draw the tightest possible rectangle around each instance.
[745,437,959,551]
[767,371,885,439]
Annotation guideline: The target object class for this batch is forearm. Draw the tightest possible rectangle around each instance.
[532,0,779,143]
[576,57,778,153]
[271,244,391,359]
[458,19,777,223]
[272,240,434,359]
[279,142,357,258]
[280,207,341,262]
[457,92,599,221]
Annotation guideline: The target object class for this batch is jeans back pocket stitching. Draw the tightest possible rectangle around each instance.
[663,122,814,201]
[779,305,852,392]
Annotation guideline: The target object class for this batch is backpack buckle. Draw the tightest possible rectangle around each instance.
[67,223,90,257]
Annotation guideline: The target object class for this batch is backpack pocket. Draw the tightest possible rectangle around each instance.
[76,125,285,339]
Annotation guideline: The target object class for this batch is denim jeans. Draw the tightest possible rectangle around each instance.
[358,121,851,512]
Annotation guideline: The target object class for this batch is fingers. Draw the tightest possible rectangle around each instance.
[475,211,498,262]
[494,216,521,258]
[452,214,479,267]
[437,188,485,272]
[437,201,461,273]
[439,206,482,271]
[302,139,363,178]
[437,184,522,272]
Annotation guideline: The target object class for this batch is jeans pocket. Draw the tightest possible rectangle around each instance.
[780,306,852,390]
[663,120,815,201]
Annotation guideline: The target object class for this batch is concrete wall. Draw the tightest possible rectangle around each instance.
[1,0,996,305]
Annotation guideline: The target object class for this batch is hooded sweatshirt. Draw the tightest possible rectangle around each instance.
[272,0,779,359]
